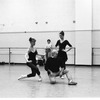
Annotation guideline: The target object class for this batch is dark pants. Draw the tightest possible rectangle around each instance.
[26,62,40,77]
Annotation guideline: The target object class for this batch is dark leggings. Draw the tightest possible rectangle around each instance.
[26,62,40,77]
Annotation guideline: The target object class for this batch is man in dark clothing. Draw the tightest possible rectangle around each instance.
[45,49,77,85]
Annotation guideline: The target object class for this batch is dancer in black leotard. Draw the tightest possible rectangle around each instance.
[55,31,72,79]
[55,31,72,69]
[18,37,42,81]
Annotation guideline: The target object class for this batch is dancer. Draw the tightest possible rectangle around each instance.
[18,37,42,81]
[55,31,72,78]
[45,49,77,85]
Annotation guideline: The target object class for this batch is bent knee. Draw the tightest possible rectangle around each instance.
[27,73,36,77]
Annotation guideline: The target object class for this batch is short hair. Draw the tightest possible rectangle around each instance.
[29,37,36,42]
[51,49,58,54]
[47,39,51,42]
[59,31,64,36]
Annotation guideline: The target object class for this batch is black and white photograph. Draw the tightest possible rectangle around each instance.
[0,0,100,99]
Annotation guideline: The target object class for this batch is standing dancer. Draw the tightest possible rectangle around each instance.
[55,31,72,78]
[45,39,52,60]
[18,37,42,81]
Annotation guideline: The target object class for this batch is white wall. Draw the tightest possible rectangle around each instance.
[92,0,100,65]
[93,0,100,30]
[0,32,75,63]
[75,31,92,65]
[0,32,75,48]
[75,0,92,65]
[75,0,92,30]
[1,0,100,65]
[0,0,75,64]
[75,0,100,65]
[92,0,100,47]
[2,0,100,65]
[0,0,75,32]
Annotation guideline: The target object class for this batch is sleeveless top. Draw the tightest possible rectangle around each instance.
[28,50,38,65]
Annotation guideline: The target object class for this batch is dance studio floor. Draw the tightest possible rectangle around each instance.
[0,64,100,98]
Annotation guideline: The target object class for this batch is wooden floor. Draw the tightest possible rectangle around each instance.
[0,64,100,98]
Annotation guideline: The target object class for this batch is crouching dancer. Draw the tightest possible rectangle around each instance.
[45,49,77,85]
[18,37,42,82]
